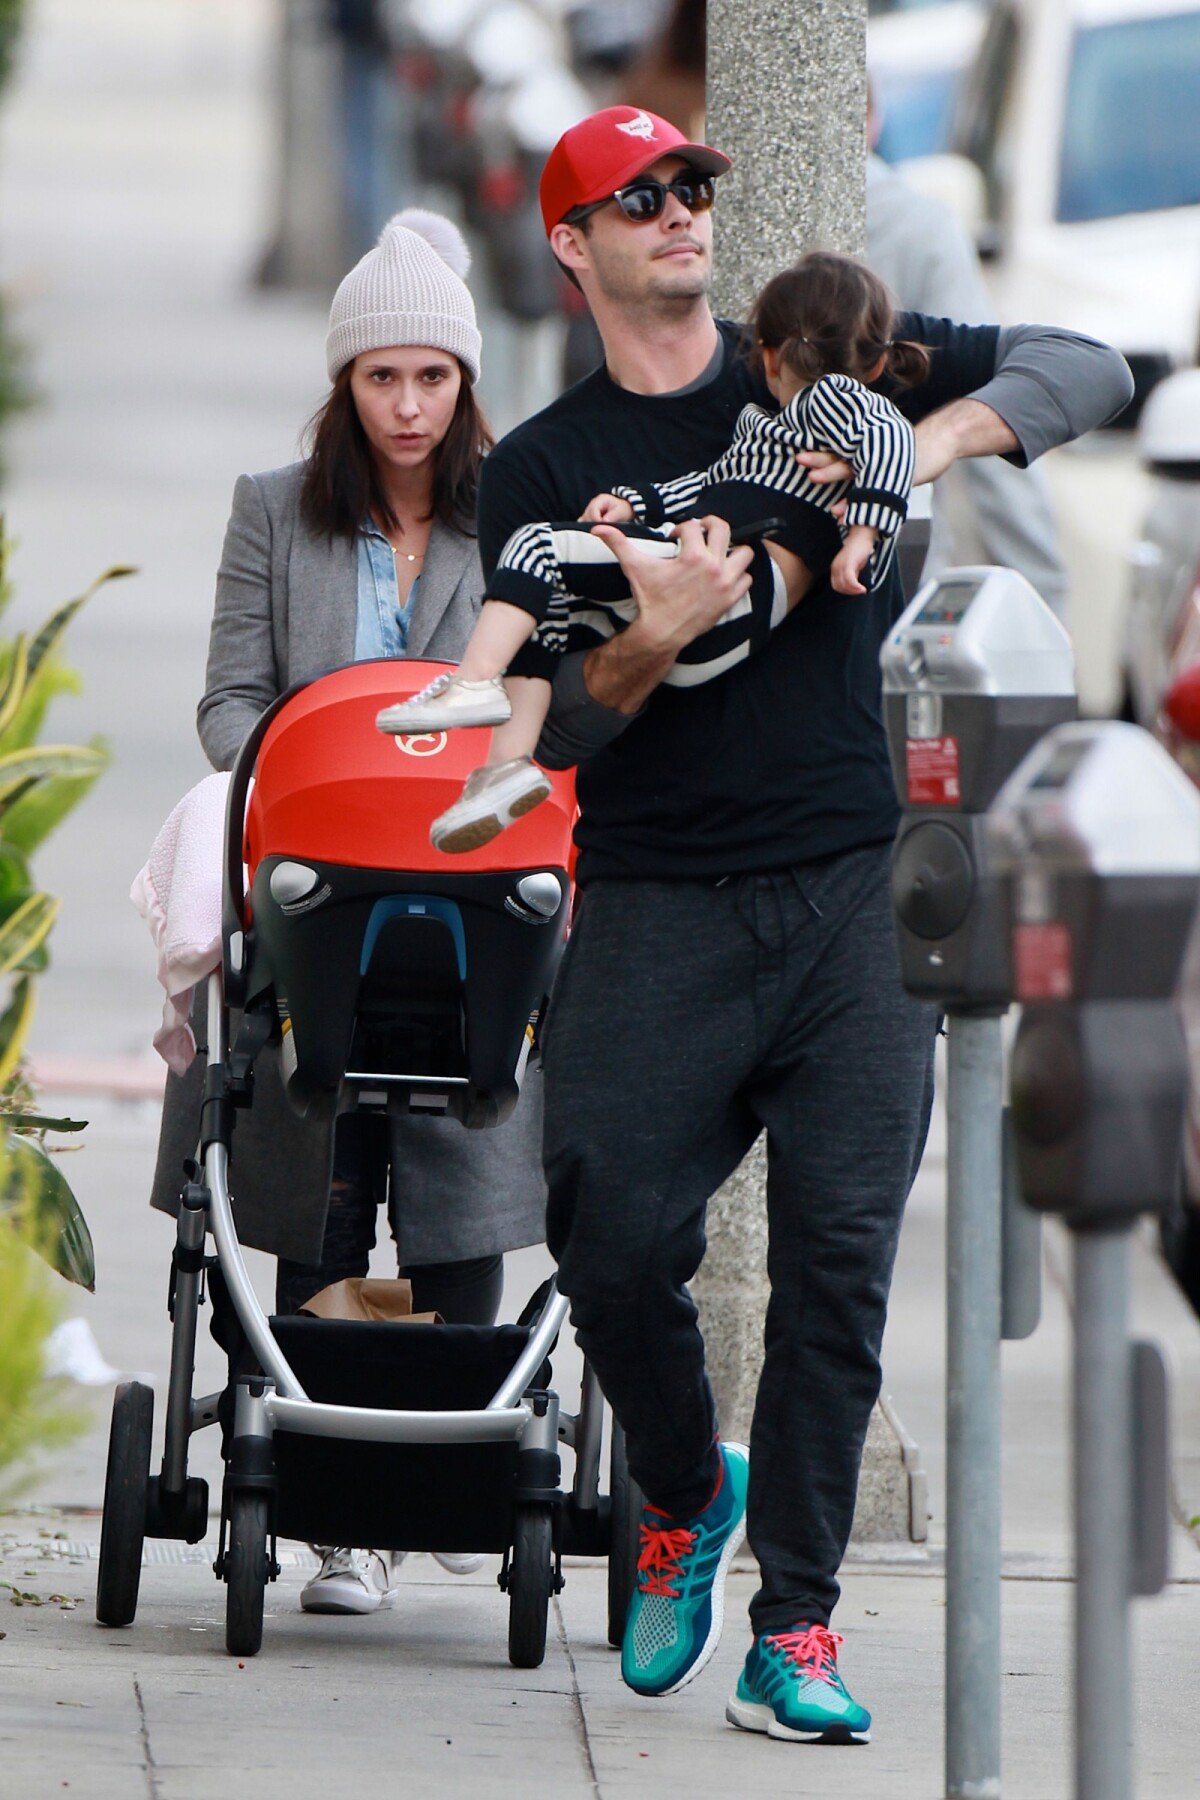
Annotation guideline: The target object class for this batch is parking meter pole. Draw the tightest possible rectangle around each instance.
[1073,1228,1133,1800]
[945,1011,1003,1800]
[882,568,1077,1800]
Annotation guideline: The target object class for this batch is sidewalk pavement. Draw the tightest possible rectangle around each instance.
[1,1087,1198,1800]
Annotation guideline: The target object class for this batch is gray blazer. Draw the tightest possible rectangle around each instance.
[151,462,549,1266]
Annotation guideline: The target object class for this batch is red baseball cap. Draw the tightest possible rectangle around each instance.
[539,106,731,235]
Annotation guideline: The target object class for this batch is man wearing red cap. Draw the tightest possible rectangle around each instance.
[482,106,1131,1741]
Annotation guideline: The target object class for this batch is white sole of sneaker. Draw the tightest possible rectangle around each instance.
[376,697,512,734]
[300,1583,395,1616]
[724,1695,870,1743]
[431,1551,486,1575]
[633,1440,750,1700]
[431,771,552,854]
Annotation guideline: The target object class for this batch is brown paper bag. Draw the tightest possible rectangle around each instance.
[298,1276,442,1324]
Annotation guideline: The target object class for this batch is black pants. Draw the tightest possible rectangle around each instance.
[541,846,936,1635]
[274,1112,504,1325]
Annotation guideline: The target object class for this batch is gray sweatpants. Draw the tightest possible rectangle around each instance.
[541,844,937,1634]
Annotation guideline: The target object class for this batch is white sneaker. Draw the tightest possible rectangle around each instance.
[300,1547,395,1614]
[376,671,512,734]
[432,1551,486,1575]
[431,757,552,854]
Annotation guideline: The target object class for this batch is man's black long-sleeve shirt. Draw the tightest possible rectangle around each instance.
[477,314,1120,885]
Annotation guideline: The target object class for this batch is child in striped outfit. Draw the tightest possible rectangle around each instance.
[379,251,929,852]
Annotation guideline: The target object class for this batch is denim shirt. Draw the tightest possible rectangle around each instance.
[354,519,419,660]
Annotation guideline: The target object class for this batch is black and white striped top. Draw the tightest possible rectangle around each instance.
[614,372,916,576]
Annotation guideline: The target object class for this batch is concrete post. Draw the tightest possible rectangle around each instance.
[694,1,919,1546]
[256,0,347,292]
[707,0,868,317]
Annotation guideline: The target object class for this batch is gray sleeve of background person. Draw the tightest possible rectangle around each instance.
[962,459,1069,613]
[866,166,1070,614]
[196,474,281,772]
[918,260,1072,609]
[535,650,640,770]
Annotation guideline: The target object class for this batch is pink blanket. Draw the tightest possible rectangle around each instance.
[131,773,231,1074]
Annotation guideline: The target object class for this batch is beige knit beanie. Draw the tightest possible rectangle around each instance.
[325,208,482,383]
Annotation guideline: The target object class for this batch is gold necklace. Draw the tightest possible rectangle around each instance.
[384,522,428,565]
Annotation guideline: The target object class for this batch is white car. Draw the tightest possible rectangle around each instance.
[1118,367,1200,1313]
[867,2,988,164]
[896,0,1200,713]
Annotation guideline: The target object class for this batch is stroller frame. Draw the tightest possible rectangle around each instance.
[98,975,636,1666]
[96,664,644,1665]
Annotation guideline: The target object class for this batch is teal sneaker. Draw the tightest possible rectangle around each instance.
[726,1623,872,1743]
[621,1440,749,1697]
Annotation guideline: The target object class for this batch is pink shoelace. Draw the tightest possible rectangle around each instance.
[636,1523,697,1599]
[767,1623,845,1686]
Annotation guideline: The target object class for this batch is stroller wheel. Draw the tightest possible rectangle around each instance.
[606,1421,644,1649]
[96,1381,154,1627]
[507,1503,554,1669]
[224,1493,270,1657]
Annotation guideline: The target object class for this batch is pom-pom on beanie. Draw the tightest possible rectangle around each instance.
[325,209,482,384]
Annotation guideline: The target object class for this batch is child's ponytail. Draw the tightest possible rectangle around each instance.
[885,338,931,389]
[771,332,830,390]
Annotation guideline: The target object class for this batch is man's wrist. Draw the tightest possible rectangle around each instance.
[914,398,1021,485]
[582,623,676,715]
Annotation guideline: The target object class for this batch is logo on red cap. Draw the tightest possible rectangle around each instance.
[615,110,658,142]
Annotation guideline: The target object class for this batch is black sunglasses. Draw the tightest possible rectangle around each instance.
[568,172,717,226]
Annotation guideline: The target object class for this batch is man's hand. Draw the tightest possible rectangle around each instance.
[580,516,754,715]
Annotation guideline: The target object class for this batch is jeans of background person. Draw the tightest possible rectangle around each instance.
[541,846,937,1635]
[275,1111,504,1324]
[337,36,402,262]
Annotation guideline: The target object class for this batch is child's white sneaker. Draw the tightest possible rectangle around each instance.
[376,671,512,734]
[431,757,552,854]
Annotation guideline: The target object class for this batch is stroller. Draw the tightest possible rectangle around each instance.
[96,661,642,1663]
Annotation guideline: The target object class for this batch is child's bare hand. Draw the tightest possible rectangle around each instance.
[581,492,635,523]
[830,525,878,596]
[796,449,853,486]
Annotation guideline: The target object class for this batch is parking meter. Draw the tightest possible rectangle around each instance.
[881,567,1076,1007]
[988,718,1200,1800]
[988,721,1200,1229]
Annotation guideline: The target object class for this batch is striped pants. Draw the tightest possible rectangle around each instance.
[490,520,787,687]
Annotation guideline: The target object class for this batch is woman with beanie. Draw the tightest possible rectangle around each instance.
[154,210,547,1616]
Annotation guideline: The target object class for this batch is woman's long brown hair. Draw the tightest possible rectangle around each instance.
[299,359,494,542]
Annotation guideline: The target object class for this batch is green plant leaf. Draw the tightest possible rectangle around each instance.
[0,739,108,854]
[0,1217,86,1506]
[0,976,34,1087]
[0,632,28,738]
[0,743,105,805]
[0,892,57,978]
[0,1135,95,1289]
[0,659,80,756]
[0,842,30,908]
[3,1113,88,1134]
[25,565,137,687]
